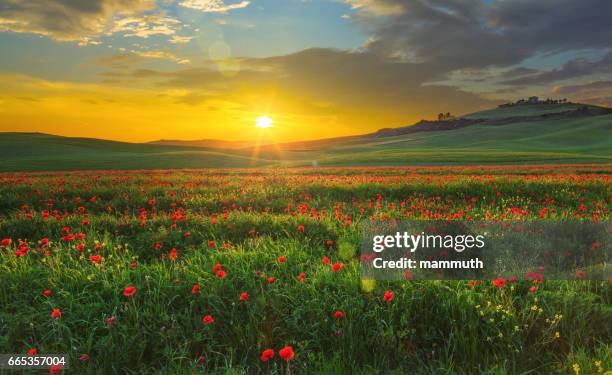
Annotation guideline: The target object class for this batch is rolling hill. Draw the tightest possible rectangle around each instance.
[1,103,611,171]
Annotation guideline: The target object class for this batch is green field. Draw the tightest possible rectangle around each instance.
[1,104,610,171]
[0,167,610,374]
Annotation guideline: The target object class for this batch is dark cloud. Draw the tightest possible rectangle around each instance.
[0,0,154,42]
[553,80,612,96]
[353,0,612,72]
[113,48,494,124]
[500,52,612,86]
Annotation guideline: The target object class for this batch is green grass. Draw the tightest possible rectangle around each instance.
[1,103,611,171]
[0,168,610,374]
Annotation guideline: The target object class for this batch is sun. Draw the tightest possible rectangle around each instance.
[255,116,273,128]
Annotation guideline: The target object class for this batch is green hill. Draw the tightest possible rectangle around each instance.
[0,133,272,171]
[1,103,611,171]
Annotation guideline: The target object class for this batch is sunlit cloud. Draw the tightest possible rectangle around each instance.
[110,13,182,38]
[0,0,155,42]
[179,0,250,13]
[169,35,194,44]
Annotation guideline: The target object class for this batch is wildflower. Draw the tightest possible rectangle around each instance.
[105,316,116,325]
[191,283,200,294]
[296,225,305,231]
[529,286,537,293]
[383,290,394,302]
[279,346,295,361]
[27,348,38,355]
[202,315,214,325]
[331,263,345,272]
[89,254,101,264]
[267,277,276,283]
[51,308,62,318]
[468,280,477,287]
[216,270,227,278]
[326,240,334,246]
[123,286,136,297]
[334,311,345,318]
[260,349,275,362]
[169,248,177,261]
[1,238,12,247]
[239,292,249,301]
[492,278,505,287]
[278,255,286,263]
[207,241,216,247]
[322,257,331,265]
[213,263,223,272]
[50,364,64,374]
[79,354,89,362]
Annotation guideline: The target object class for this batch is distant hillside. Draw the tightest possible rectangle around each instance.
[0,133,271,171]
[0,102,610,171]
[148,139,264,150]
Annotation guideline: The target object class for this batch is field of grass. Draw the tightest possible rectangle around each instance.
[0,165,610,374]
[1,103,610,171]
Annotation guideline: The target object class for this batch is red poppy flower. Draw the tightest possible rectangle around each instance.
[202,315,214,325]
[1,238,12,247]
[383,290,394,302]
[51,308,62,318]
[50,364,64,374]
[576,270,585,279]
[322,257,331,265]
[468,280,477,287]
[169,248,177,261]
[192,283,200,294]
[213,263,223,272]
[326,240,334,246]
[267,277,276,283]
[216,270,227,278]
[296,225,305,231]
[105,316,116,325]
[508,277,517,283]
[123,286,136,297]
[130,262,137,269]
[334,311,345,318]
[79,353,90,362]
[239,292,249,301]
[278,346,295,361]
[89,254,101,264]
[208,241,216,248]
[43,289,52,297]
[27,348,38,355]
[260,349,275,362]
[278,255,286,263]
[529,286,537,293]
[331,263,345,272]
[492,278,505,287]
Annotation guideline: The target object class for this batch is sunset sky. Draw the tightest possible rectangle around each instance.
[0,0,611,142]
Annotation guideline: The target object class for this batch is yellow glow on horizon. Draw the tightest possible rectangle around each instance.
[255,116,273,128]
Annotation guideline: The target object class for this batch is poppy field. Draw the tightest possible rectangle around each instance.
[0,165,610,374]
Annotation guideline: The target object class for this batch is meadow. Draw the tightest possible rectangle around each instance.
[0,165,610,374]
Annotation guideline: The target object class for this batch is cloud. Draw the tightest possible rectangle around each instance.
[179,0,250,13]
[110,12,181,38]
[350,0,612,73]
[95,51,191,67]
[0,0,155,42]
[500,52,612,86]
[553,80,612,96]
[169,35,193,44]
[111,48,494,126]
